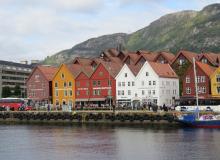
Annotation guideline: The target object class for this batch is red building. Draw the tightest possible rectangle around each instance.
[89,62,122,107]
[26,65,57,105]
[182,61,216,104]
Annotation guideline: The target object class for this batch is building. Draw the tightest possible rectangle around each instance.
[0,60,33,98]
[210,67,220,98]
[26,65,58,105]
[135,61,179,107]
[115,64,139,107]
[52,64,76,108]
[88,62,122,107]
[153,51,175,64]
[198,52,220,67]
[182,61,216,105]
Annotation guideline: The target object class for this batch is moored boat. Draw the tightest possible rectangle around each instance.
[177,113,220,128]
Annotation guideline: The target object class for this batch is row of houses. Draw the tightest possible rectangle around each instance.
[26,49,220,108]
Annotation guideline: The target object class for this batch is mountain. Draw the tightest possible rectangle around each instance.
[43,3,220,65]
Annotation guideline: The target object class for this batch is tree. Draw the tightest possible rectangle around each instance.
[2,86,11,98]
[14,84,21,97]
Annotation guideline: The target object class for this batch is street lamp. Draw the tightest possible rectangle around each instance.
[108,60,112,109]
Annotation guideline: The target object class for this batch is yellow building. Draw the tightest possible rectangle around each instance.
[210,67,220,97]
[52,64,75,108]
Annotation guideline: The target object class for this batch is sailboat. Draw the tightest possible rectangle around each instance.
[176,58,220,128]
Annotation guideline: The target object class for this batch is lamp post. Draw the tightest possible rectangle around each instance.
[108,60,112,109]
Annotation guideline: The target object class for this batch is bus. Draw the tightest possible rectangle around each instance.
[0,98,33,111]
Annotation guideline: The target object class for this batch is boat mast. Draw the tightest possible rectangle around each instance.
[193,58,199,111]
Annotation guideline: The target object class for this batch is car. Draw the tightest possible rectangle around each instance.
[205,107,213,112]
[180,106,187,112]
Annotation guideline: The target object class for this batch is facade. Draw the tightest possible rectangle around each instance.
[115,64,137,107]
[89,63,117,107]
[136,61,179,107]
[182,61,216,104]
[0,60,32,98]
[210,67,220,97]
[26,65,57,105]
[52,64,75,108]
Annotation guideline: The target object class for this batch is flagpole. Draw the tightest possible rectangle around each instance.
[193,57,199,118]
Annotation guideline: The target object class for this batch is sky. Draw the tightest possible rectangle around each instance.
[0,0,220,62]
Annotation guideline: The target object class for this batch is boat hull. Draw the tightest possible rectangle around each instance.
[177,120,220,128]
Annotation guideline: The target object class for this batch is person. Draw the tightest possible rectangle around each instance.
[47,104,50,111]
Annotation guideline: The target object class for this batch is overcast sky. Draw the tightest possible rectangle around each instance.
[0,0,219,62]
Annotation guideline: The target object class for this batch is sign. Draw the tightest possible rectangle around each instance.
[78,88,88,90]
[93,87,111,90]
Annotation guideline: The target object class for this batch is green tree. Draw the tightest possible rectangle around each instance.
[2,86,11,98]
[14,84,21,97]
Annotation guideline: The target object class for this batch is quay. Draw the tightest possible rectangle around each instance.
[0,110,179,125]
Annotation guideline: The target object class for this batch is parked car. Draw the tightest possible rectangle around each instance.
[180,106,187,112]
[205,107,213,112]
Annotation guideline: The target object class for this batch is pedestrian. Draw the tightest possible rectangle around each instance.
[47,104,50,111]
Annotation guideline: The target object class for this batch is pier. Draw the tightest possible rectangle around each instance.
[0,110,178,125]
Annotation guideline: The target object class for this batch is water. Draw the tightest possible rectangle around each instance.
[0,124,220,160]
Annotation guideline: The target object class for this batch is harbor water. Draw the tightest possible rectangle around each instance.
[0,124,220,160]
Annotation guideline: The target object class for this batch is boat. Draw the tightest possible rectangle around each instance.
[176,58,220,128]
[177,113,220,128]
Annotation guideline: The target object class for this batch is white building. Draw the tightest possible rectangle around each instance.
[115,64,138,108]
[135,61,179,107]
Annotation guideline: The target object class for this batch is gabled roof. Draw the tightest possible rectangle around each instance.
[67,63,94,78]
[123,52,140,64]
[148,61,178,78]
[196,61,216,77]
[72,57,93,66]
[154,51,175,64]
[127,64,142,76]
[135,52,157,65]
[27,65,58,82]
[198,52,220,66]
[171,50,198,65]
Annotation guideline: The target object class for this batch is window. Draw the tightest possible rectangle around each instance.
[125,73,127,77]
[86,90,89,95]
[68,81,72,87]
[64,90,68,96]
[179,59,185,65]
[108,90,112,96]
[118,90,121,95]
[196,76,201,83]
[77,91,80,96]
[216,75,220,82]
[108,80,111,86]
[55,90,58,97]
[76,82,80,87]
[99,72,103,76]
[146,72,149,76]
[186,87,191,94]
[152,90,155,95]
[97,90,101,95]
[217,86,220,94]
[201,76,205,83]
[121,90,124,95]
[132,81,135,86]
[61,73,65,79]
[186,76,190,83]
[148,90,151,95]
[55,82,58,88]
[93,81,96,86]
[153,81,156,85]
[142,81,144,86]
[69,90,72,96]
[122,82,125,86]
[97,80,101,86]
[202,58,208,63]
[64,82,67,87]
[93,90,101,95]
[128,82,130,86]
[201,86,206,93]
[142,90,145,95]
[118,82,121,87]
[149,81,151,85]
[86,81,89,87]
[128,90,131,95]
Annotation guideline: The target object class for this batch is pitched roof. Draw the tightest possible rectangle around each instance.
[148,62,178,78]
[37,66,58,81]
[127,64,142,76]
[196,61,216,76]
[135,52,157,64]
[72,57,93,66]
[198,52,220,66]
[171,50,198,64]
[154,51,175,63]
[123,52,140,64]
[67,63,94,78]
[100,60,123,78]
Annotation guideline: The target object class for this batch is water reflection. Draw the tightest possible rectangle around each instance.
[0,124,220,160]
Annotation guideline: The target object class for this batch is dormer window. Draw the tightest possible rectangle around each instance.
[179,59,185,65]
[201,58,208,64]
